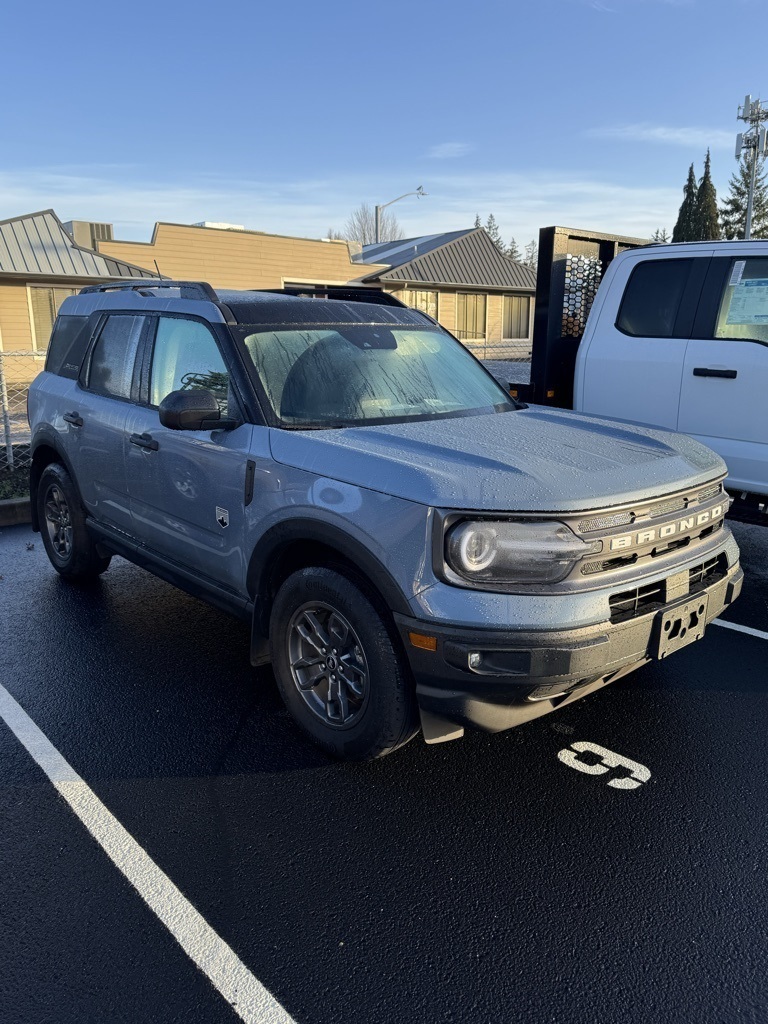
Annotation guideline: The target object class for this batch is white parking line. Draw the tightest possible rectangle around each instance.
[713,618,768,642]
[0,683,296,1024]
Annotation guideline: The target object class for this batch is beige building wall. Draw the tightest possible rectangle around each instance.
[0,283,34,351]
[99,223,388,290]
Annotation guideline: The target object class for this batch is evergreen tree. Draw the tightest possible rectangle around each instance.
[474,213,482,229]
[672,163,699,242]
[523,239,538,270]
[695,150,720,240]
[485,214,505,253]
[651,228,669,242]
[720,155,768,239]
[506,237,522,261]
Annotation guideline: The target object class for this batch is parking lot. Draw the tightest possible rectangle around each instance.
[1,517,767,1024]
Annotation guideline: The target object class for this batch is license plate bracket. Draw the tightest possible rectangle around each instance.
[654,593,709,659]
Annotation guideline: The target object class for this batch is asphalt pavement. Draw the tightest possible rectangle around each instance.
[0,519,766,1024]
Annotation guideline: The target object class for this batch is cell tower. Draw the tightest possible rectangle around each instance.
[736,95,768,239]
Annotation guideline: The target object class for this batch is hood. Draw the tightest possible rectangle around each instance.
[268,406,726,512]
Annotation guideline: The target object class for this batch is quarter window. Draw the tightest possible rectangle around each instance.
[616,259,693,338]
[456,293,487,341]
[88,315,144,400]
[714,257,768,342]
[150,317,230,413]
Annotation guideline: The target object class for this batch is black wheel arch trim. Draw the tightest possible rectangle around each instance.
[247,518,414,642]
[28,430,82,533]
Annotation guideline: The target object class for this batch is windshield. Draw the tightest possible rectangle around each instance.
[237,324,515,428]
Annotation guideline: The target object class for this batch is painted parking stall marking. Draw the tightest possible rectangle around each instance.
[713,618,768,642]
[0,682,296,1024]
[557,741,651,790]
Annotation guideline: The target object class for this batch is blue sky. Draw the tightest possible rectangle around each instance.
[0,0,760,247]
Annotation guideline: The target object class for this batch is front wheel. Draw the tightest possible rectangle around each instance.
[269,567,419,760]
[37,463,111,580]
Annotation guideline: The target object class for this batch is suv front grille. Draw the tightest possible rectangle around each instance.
[609,554,729,624]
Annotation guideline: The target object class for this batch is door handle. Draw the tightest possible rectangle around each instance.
[129,432,159,451]
[693,367,737,379]
[63,411,83,426]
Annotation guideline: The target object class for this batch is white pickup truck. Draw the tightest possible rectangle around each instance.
[527,239,768,513]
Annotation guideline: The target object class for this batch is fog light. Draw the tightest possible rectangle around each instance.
[468,652,482,669]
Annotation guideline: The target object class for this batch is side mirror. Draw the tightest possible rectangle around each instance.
[158,389,237,431]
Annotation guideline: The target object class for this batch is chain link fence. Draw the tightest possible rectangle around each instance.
[1,351,37,473]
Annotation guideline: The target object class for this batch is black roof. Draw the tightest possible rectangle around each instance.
[221,292,430,327]
[78,280,434,328]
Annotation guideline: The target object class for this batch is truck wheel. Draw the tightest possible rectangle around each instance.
[37,463,111,580]
[270,567,419,760]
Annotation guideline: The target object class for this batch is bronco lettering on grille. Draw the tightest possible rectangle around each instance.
[609,503,726,552]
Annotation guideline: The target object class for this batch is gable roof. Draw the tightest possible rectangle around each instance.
[0,210,156,279]
[357,228,536,292]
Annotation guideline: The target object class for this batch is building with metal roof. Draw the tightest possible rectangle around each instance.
[353,228,536,358]
[0,209,156,358]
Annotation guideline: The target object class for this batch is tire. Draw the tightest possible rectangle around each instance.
[37,463,111,580]
[269,567,419,761]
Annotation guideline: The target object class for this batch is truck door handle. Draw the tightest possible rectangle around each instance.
[129,432,159,451]
[693,367,737,379]
[63,411,83,426]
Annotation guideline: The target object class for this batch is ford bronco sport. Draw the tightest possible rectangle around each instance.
[27,281,743,760]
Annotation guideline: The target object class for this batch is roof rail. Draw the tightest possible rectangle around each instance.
[79,280,219,302]
[264,285,408,308]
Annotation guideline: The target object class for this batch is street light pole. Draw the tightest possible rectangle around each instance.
[374,186,427,244]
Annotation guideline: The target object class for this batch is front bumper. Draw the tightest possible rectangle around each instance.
[395,560,743,741]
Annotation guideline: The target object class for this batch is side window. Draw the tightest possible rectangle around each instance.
[87,315,144,399]
[45,315,90,378]
[616,259,693,338]
[150,317,230,414]
[714,257,768,342]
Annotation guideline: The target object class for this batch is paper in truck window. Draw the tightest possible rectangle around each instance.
[725,278,768,325]
[728,260,746,287]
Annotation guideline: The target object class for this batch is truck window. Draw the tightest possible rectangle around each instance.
[616,259,693,338]
[87,315,144,400]
[45,315,90,379]
[714,257,768,343]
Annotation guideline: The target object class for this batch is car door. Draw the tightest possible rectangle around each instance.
[577,251,712,429]
[64,313,146,533]
[679,251,768,494]
[124,314,254,593]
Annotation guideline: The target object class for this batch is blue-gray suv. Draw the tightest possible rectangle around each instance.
[28,281,743,760]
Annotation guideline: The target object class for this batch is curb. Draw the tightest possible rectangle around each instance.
[0,497,32,527]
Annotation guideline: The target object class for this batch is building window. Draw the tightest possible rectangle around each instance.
[28,286,79,353]
[406,289,438,319]
[502,295,531,339]
[456,293,486,340]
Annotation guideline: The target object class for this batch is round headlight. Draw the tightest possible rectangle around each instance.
[456,524,497,572]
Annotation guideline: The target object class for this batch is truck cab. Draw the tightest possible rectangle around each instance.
[574,241,768,501]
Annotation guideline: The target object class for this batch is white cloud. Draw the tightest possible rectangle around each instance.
[0,165,684,249]
[426,142,474,160]
[587,123,734,149]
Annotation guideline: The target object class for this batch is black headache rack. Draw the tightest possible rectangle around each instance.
[512,226,648,408]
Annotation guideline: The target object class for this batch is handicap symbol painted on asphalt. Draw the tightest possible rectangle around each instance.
[557,741,651,790]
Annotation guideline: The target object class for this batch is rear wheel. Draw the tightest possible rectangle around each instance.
[37,463,111,580]
[270,567,419,760]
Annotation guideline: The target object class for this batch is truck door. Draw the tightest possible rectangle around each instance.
[64,313,146,534]
[679,253,768,495]
[124,314,254,594]
[576,252,711,429]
